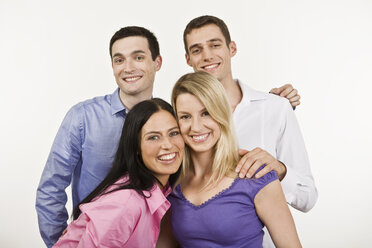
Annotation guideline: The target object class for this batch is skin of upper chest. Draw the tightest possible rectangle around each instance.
[181,175,236,206]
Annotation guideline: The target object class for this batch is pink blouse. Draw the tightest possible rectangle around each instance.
[53,177,171,248]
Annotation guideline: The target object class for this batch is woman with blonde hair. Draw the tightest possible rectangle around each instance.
[158,71,301,248]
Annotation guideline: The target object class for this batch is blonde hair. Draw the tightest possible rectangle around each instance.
[171,71,239,188]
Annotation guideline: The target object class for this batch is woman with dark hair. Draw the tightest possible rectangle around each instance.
[53,98,184,247]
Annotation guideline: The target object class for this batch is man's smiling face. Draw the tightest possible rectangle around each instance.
[185,24,236,84]
[111,36,161,98]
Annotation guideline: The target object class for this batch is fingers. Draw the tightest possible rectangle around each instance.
[291,101,300,107]
[238,148,249,156]
[235,147,281,179]
[286,89,298,99]
[288,95,300,103]
[235,149,250,173]
[236,148,264,178]
[279,84,294,98]
[269,88,280,94]
[254,163,272,178]
[246,159,267,178]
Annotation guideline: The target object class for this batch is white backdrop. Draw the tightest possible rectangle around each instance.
[1,0,371,247]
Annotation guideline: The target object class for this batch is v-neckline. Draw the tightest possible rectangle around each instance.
[176,177,239,209]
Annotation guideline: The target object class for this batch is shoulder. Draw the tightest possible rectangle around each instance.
[238,79,290,110]
[265,92,292,111]
[238,171,278,199]
[70,93,112,112]
[80,189,145,226]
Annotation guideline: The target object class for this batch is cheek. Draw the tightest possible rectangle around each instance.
[175,137,185,150]
[215,125,222,139]
[141,143,157,162]
[178,122,188,135]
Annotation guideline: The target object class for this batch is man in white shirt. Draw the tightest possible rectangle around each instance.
[182,15,317,247]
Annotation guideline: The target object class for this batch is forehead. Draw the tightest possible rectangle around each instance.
[186,24,226,47]
[112,36,151,55]
[176,93,204,111]
[141,110,177,134]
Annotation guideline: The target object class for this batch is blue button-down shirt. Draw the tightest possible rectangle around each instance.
[36,89,127,247]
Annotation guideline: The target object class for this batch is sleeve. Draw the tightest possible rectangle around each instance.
[276,101,318,212]
[78,202,137,247]
[36,105,83,247]
[52,191,137,248]
[250,170,279,200]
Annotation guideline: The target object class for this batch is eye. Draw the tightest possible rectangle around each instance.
[136,55,145,61]
[147,135,159,141]
[201,111,210,116]
[191,48,200,54]
[179,114,190,120]
[212,43,221,48]
[169,130,180,137]
[114,57,124,64]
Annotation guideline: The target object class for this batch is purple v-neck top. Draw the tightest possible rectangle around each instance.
[168,171,278,248]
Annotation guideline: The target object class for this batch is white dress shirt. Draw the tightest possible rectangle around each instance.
[232,79,318,247]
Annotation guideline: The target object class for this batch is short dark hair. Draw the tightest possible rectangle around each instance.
[109,26,160,60]
[183,15,231,55]
[73,98,181,219]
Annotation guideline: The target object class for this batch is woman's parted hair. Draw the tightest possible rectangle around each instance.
[171,71,239,188]
[73,98,181,219]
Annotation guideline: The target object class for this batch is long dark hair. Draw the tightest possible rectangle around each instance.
[73,98,181,219]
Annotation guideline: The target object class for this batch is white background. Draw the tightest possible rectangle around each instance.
[1,0,371,247]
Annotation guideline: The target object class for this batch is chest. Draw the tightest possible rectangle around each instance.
[181,177,235,206]
[169,182,264,246]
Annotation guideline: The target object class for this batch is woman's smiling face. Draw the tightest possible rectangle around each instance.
[176,93,221,155]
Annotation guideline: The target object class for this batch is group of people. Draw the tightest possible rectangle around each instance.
[36,15,317,248]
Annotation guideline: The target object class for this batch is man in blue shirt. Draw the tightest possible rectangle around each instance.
[36,26,162,247]
[36,25,300,247]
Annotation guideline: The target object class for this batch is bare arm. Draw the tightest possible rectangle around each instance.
[255,180,302,248]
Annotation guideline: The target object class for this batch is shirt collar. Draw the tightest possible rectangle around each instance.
[144,183,171,215]
[110,88,128,115]
[235,79,268,103]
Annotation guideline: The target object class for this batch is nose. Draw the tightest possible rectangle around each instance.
[161,136,173,149]
[124,59,135,73]
[202,47,213,62]
[191,116,202,131]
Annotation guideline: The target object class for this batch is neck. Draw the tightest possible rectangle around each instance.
[119,89,153,110]
[190,150,214,179]
[219,75,242,113]
[155,175,169,190]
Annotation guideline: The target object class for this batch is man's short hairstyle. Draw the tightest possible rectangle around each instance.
[109,26,160,61]
[183,15,232,55]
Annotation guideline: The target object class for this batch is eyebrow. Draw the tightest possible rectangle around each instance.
[112,50,146,58]
[188,38,224,51]
[177,107,207,115]
[143,126,179,137]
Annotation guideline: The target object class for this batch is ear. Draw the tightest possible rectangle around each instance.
[229,41,237,57]
[185,53,192,67]
[154,55,162,71]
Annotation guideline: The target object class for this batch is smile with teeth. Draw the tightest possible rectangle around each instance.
[123,76,142,82]
[158,152,176,161]
[202,63,219,70]
[191,133,209,142]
